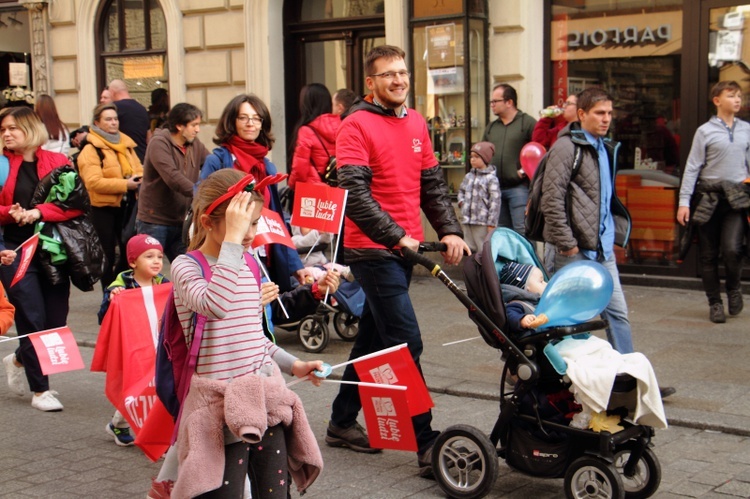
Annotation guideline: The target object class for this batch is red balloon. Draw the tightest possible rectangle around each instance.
[519,142,546,179]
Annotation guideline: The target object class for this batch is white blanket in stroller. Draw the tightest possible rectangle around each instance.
[555,336,668,429]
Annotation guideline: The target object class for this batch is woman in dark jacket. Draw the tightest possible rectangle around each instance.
[0,106,81,412]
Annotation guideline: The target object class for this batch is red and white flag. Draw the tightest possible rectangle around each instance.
[291,182,347,234]
[252,208,296,249]
[91,285,172,442]
[10,233,39,287]
[359,383,417,452]
[28,326,84,375]
[352,343,434,416]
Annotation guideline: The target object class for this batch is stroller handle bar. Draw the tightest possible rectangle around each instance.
[401,242,448,273]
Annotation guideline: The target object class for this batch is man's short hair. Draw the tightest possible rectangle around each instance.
[576,87,614,113]
[167,103,202,133]
[710,80,741,101]
[334,88,357,113]
[364,45,406,77]
[493,83,518,108]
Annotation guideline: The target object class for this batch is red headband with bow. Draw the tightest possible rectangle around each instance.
[204,173,288,217]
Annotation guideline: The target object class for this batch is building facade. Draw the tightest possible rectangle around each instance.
[0,0,747,283]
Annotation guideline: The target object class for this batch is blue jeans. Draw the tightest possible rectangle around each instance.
[498,184,529,234]
[554,251,634,354]
[135,220,186,263]
[330,258,439,455]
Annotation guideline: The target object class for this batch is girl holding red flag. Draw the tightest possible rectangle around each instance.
[167,169,324,498]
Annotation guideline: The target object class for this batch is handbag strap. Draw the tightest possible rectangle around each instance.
[306,125,331,157]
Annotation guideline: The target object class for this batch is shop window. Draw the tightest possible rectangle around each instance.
[97,0,167,107]
[550,0,684,269]
[299,0,384,21]
[412,9,488,196]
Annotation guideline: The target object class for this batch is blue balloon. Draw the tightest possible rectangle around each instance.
[534,260,613,329]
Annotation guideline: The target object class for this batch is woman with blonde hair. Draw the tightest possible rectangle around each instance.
[77,103,143,291]
[0,106,80,411]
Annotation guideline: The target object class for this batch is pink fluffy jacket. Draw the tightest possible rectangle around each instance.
[171,367,323,498]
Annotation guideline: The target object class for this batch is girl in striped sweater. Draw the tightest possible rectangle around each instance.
[170,169,325,498]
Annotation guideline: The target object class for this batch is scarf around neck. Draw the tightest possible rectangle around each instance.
[89,127,134,177]
[226,136,268,180]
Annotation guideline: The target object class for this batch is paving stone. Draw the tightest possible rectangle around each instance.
[714,479,750,497]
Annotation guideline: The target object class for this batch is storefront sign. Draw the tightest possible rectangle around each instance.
[413,0,462,18]
[123,56,164,79]
[551,11,682,61]
[427,24,457,68]
[9,62,28,87]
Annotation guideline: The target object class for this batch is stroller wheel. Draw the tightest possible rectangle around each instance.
[297,317,329,353]
[431,424,499,499]
[565,456,625,499]
[333,312,358,341]
[613,443,661,498]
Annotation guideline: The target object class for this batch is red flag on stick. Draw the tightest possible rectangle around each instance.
[359,383,417,452]
[11,233,39,287]
[28,326,84,375]
[352,344,434,416]
[252,208,296,249]
[291,182,347,234]
[91,285,172,447]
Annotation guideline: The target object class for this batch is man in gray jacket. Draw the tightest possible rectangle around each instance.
[136,103,209,261]
[540,87,634,354]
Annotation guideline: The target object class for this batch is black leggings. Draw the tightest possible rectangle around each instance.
[90,205,127,291]
[197,424,288,499]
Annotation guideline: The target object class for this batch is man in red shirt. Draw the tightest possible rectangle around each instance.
[326,45,469,479]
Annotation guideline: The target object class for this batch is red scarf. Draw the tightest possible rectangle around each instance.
[226,136,268,180]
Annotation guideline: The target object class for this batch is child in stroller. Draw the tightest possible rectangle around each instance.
[401,229,666,499]
[271,225,365,353]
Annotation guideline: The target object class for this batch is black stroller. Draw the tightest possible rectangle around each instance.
[403,234,662,499]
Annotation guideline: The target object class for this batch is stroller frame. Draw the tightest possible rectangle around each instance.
[403,239,661,499]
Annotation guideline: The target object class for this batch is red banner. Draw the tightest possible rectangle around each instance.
[28,326,84,375]
[252,208,295,249]
[290,182,347,234]
[352,344,433,416]
[359,383,417,452]
[11,233,39,287]
[91,285,172,442]
[134,398,174,461]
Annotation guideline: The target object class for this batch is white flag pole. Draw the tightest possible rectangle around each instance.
[324,189,348,304]
[303,234,322,264]
[252,249,289,319]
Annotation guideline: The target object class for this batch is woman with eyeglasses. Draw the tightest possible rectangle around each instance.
[531,94,579,149]
[201,94,305,292]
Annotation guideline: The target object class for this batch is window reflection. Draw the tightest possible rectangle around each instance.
[300,0,385,21]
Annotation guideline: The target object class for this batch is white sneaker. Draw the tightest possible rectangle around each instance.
[3,354,28,396]
[31,390,63,412]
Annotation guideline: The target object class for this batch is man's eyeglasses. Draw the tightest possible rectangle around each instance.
[563,101,577,107]
[490,99,506,105]
[237,115,263,126]
[369,71,411,80]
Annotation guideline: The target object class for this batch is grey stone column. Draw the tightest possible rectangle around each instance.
[20,0,51,97]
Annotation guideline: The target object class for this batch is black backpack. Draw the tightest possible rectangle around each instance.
[307,126,338,187]
[524,145,583,242]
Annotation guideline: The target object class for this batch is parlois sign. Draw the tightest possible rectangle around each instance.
[551,10,682,61]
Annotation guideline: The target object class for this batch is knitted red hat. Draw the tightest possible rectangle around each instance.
[126,234,163,264]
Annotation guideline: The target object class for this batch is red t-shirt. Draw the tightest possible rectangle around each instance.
[336,108,436,249]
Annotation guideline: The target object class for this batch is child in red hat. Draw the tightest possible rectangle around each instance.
[96,233,170,447]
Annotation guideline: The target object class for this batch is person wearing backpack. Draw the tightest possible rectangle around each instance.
[288,83,341,190]
[167,168,324,498]
[539,87,634,354]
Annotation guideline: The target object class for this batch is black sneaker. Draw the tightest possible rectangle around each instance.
[325,422,381,454]
[728,290,743,316]
[659,386,676,399]
[417,445,435,479]
[709,303,726,324]
[106,422,135,446]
